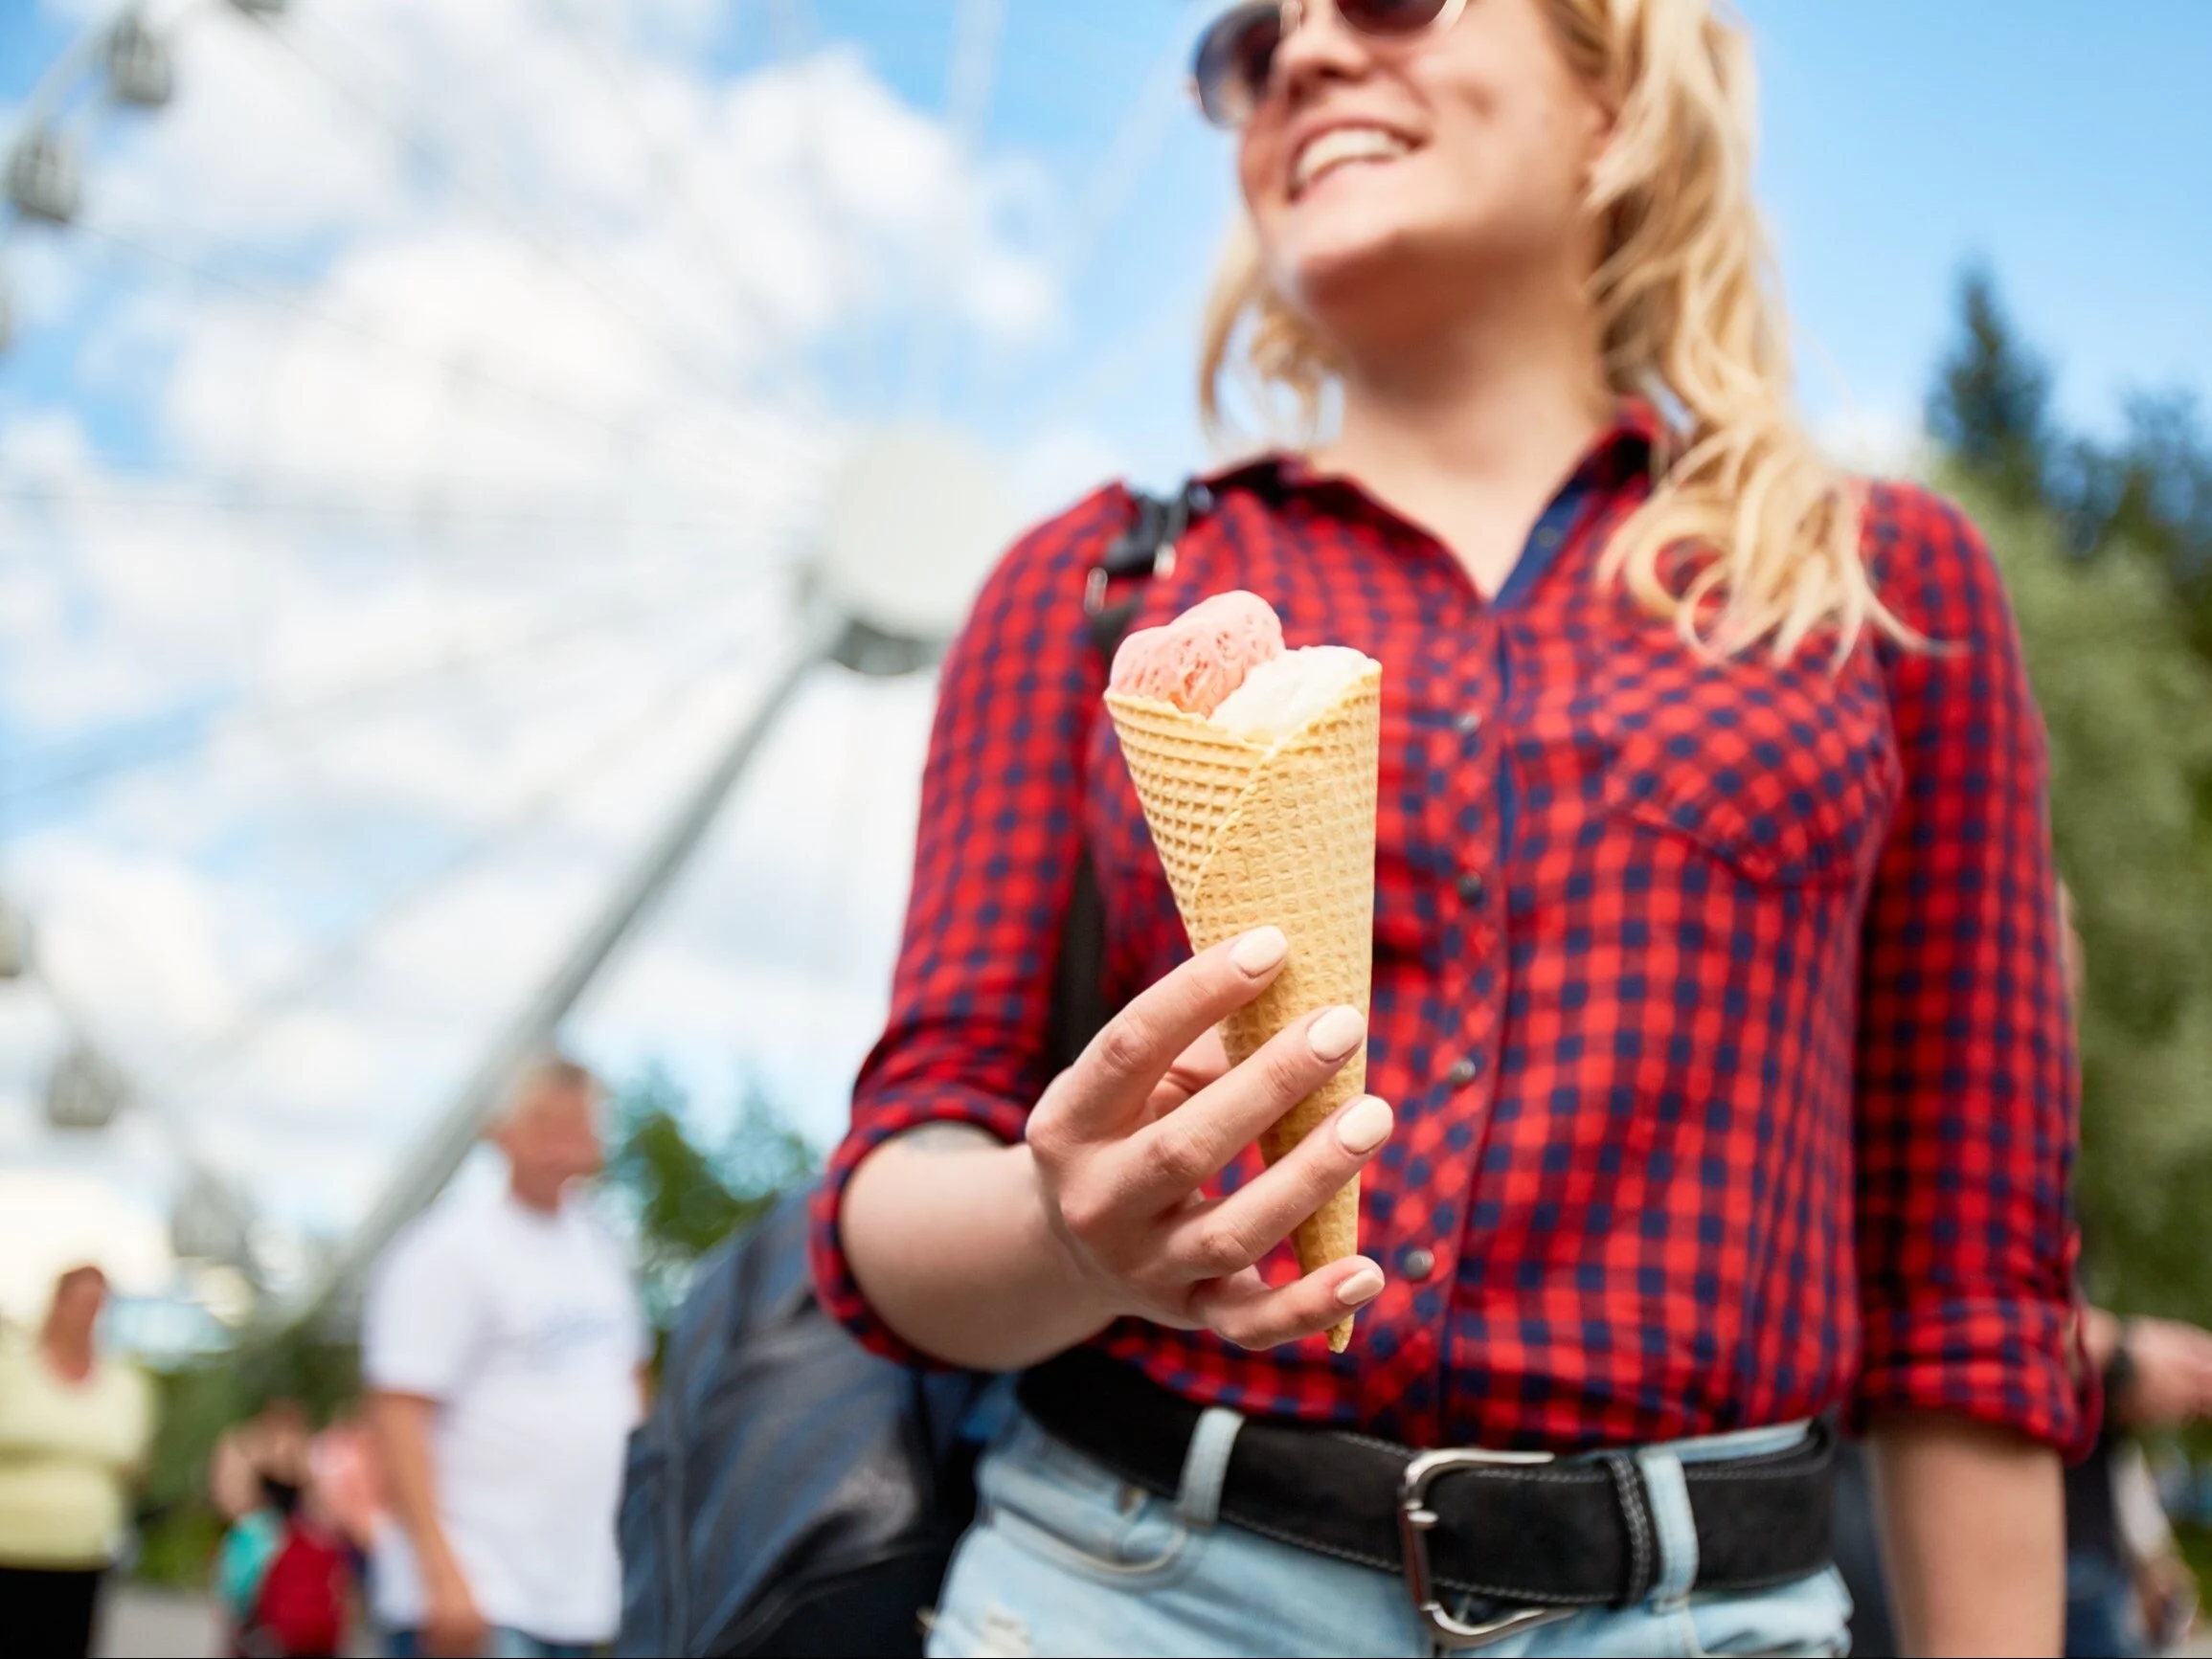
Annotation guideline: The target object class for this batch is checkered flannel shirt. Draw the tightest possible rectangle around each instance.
[811,407,2092,1455]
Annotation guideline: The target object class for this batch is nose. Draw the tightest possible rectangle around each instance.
[1272,0,1376,107]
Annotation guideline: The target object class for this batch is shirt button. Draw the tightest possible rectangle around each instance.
[1457,871,1487,907]
[1446,1057,1482,1087]
[1399,1245,1437,1282]
[1454,709,1483,737]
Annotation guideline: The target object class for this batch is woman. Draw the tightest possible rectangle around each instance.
[814,2,2089,1654]
[0,1266,155,1658]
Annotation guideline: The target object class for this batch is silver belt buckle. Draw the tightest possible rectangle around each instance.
[1399,1447,1576,1649]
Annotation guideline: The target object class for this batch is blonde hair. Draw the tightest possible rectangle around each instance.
[1198,0,1912,661]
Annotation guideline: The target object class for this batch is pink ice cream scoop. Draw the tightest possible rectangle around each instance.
[1108,590,1285,715]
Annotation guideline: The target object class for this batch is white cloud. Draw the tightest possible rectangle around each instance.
[0,0,1132,1280]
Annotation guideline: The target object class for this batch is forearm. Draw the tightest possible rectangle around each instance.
[367,1393,462,1582]
[843,1127,1122,1371]
[1868,1411,2064,1657]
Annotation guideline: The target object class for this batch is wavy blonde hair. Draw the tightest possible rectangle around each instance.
[1198,0,1911,662]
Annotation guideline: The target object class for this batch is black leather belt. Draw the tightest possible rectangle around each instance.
[1018,1350,1835,1648]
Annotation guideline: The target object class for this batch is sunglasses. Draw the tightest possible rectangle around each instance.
[1191,0,1471,130]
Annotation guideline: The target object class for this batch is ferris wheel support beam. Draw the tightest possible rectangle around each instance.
[291,617,841,1331]
[907,0,1006,414]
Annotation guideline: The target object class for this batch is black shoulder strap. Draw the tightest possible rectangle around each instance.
[1045,481,1207,1074]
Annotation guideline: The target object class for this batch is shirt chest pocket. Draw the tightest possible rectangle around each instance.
[1597,654,1902,889]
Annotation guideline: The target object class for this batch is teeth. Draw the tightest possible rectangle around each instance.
[1293,126,1410,193]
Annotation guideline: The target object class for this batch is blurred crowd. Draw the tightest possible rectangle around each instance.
[0,1057,645,1659]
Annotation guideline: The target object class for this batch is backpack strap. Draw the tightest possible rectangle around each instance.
[1046,481,1208,1074]
[1083,480,1212,661]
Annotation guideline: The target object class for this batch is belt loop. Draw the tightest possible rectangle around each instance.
[1598,1452,1658,1607]
[1630,1445,1699,1609]
[1174,1406,1244,1530]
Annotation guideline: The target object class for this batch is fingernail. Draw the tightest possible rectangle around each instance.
[1307,1005,1366,1062]
[1336,1096,1394,1155]
[1230,927,1289,976]
[1336,1262,1385,1306]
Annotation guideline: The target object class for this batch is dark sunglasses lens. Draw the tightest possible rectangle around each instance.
[1338,0,1453,36]
[1194,4,1284,128]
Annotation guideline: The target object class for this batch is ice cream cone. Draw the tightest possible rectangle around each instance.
[1105,664,1382,1351]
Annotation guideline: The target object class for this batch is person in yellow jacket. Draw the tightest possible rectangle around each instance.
[0,1265,155,1659]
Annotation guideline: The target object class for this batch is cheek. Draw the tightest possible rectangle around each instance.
[1456,97,1590,233]
[1237,122,1292,221]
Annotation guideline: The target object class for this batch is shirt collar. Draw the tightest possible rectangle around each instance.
[1195,396,1665,498]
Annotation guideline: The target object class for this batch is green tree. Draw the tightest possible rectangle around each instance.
[606,1063,818,1330]
[2069,392,2212,669]
[1933,267,2212,682]
[1928,265,2054,508]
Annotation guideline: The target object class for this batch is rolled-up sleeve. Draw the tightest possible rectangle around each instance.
[1852,482,2093,1455]
[808,486,1129,1362]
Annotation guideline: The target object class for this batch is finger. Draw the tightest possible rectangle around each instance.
[1140,1029,1232,1125]
[1189,1256,1387,1351]
[1052,928,1292,1139]
[1164,1096,1393,1278]
[1115,1003,1368,1212]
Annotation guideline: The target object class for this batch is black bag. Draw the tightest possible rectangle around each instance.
[616,1191,993,1656]
[615,483,1199,1657]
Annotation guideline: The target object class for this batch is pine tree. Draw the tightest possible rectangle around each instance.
[1928,266,2054,507]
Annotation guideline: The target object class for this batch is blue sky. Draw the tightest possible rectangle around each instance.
[1749,0,2212,444]
[7,1,2209,482]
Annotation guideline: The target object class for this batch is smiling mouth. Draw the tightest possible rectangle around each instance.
[1291,125,1413,198]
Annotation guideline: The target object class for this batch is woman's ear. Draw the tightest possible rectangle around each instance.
[1576,78,1620,190]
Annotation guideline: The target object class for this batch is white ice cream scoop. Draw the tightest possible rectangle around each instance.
[1209,646,1378,741]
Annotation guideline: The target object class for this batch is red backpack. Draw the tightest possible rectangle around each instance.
[246,1520,350,1658]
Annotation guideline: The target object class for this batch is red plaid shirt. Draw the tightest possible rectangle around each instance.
[812,408,2092,1455]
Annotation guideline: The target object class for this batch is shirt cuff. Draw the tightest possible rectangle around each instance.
[361,1356,457,1401]
[809,1082,1029,1367]
[1850,1292,2098,1460]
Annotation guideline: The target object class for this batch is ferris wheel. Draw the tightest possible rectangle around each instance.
[0,0,1228,1326]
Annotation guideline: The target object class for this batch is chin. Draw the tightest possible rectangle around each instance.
[1275,213,1437,333]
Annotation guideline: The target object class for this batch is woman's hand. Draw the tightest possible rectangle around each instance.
[1025,925,1393,1350]
[841,925,1393,1369]
[2110,1315,2212,1429]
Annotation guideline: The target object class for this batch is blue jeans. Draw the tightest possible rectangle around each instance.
[2065,1547,2147,1659]
[384,1628,595,1658]
[928,1409,1852,1658]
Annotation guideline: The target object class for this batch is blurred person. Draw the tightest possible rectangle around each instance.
[212,1398,315,1526]
[2074,1312,2212,1653]
[818,1,2092,1655]
[309,1407,385,1586]
[214,1438,351,1659]
[365,1057,648,1659]
[2050,887,2211,1655]
[0,1266,154,1659]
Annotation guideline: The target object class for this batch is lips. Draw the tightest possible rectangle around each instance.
[1290,123,1414,197]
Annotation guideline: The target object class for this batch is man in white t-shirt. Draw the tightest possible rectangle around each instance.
[364,1057,647,1658]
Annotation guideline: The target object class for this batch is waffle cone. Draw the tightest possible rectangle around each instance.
[1106,665,1382,1352]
